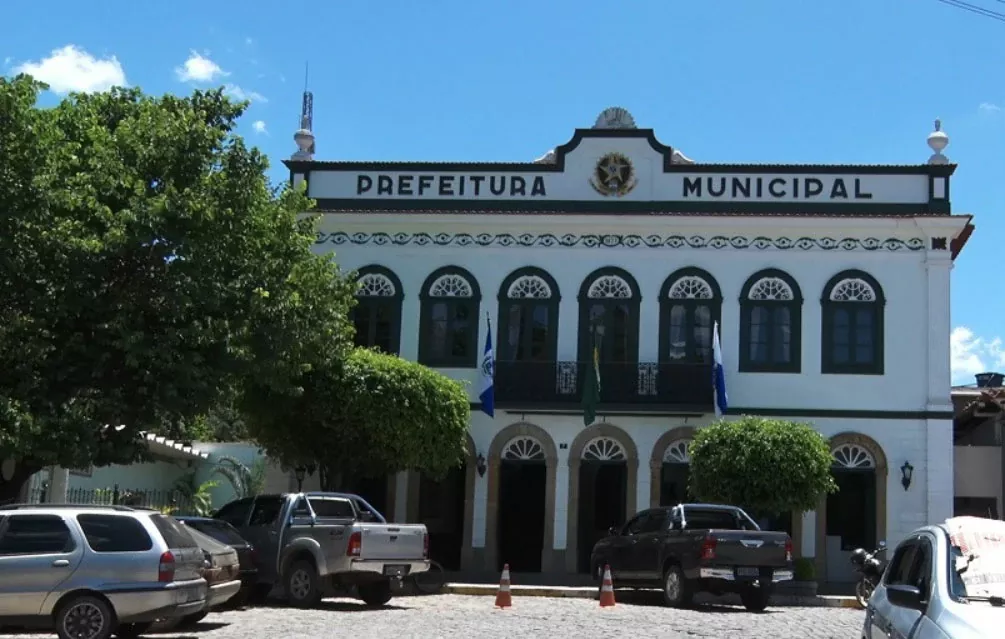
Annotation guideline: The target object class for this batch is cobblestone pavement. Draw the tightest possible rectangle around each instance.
[6,594,865,639]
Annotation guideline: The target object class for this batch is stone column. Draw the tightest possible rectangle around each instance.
[552,448,571,558]
[393,471,408,523]
[46,467,69,503]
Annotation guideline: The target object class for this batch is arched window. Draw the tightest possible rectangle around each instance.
[418,266,481,368]
[497,268,560,363]
[351,266,404,355]
[658,268,722,364]
[821,270,885,375]
[577,267,641,365]
[739,268,803,373]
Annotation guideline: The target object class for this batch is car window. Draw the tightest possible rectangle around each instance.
[622,512,649,536]
[884,541,920,585]
[908,538,933,597]
[0,514,75,556]
[683,509,747,531]
[77,514,153,552]
[249,496,285,526]
[353,498,383,521]
[308,498,356,518]
[185,520,247,546]
[214,499,253,528]
[641,510,668,534]
[149,514,198,549]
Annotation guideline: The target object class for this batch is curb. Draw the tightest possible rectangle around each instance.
[441,583,860,608]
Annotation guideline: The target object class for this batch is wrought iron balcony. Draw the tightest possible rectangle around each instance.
[494,360,714,411]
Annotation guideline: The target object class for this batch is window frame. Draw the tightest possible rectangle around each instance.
[658,267,723,365]
[496,267,561,363]
[738,268,803,373]
[820,269,885,376]
[350,265,405,356]
[418,266,482,368]
[577,266,642,365]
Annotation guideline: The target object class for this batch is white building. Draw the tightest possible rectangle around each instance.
[286,107,973,583]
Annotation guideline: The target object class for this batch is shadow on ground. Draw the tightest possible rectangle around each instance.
[612,589,778,614]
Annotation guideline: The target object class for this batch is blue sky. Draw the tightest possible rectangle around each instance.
[4,0,1003,384]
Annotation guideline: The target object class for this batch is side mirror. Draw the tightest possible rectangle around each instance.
[886,584,925,611]
[607,526,620,537]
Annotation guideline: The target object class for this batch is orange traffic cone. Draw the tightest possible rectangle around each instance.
[495,563,512,609]
[598,564,616,607]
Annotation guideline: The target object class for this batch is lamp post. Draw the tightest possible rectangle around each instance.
[294,466,307,492]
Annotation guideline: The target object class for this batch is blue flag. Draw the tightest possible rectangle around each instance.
[479,316,495,418]
[712,321,728,417]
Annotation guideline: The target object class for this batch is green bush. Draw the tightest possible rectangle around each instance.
[794,557,816,581]
[689,416,837,516]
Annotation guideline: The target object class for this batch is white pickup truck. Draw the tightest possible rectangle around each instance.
[213,491,429,607]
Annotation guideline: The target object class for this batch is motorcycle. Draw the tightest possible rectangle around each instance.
[850,541,887,609]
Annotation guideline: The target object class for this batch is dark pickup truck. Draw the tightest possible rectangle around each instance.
[590,503,794,611]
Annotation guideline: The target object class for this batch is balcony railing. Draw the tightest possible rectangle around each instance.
[494,360,714,410]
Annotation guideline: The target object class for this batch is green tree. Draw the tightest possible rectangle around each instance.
[688,416,837,517]
[0,75,355,501]
[246,348,471,490]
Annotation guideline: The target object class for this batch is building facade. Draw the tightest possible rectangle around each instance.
[285,107,973,582]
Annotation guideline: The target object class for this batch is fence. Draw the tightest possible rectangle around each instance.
[26,484,197,515]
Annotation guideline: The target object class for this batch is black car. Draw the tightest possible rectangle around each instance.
[175,515,260,604]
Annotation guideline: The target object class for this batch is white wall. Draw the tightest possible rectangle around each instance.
[320,214,956,412]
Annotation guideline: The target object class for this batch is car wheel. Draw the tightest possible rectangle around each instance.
[358,580,393,607]
[114,622,154,638]
[56,595,114,639]
[285,559,323,608]
[661,564,693,608]
[740,585,771,612]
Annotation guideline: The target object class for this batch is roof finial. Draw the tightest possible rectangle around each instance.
[927,118,949,165]
[292,62,315,161]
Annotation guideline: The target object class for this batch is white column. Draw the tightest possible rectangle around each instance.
[399,295,421,362]
[556,296,579,361]
[925,253,953,406]
[800,511,816,558]
[553,449,571,549]
[393,471,408,523]
[924,252,954,524]
[471,467,488,547]
[46,467,69,503]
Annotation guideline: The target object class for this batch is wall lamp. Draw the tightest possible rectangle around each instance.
[900,461,914,491]
[476,454,487,478]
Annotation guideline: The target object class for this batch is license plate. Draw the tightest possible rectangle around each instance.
[736,567,760,577]
[382,564,408,577]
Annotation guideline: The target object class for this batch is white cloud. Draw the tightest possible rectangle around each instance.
[224,84,267,103]
[252,120,267,135]
[3,56,11,67]
[951,326,1005,384]
[245,37,254,46]
[13,45,126,94]
[979,102,1001,113]
[174,51,228,83]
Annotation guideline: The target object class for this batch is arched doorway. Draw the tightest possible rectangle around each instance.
[660,440,692,506]
[496,436,548,572]
[576,436,629,573]
[817,435,887,583]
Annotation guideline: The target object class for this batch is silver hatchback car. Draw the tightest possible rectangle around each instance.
[0,504,208,639]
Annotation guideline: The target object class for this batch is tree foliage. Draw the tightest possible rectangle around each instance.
[688,417,838,516]
[0,75,355,500]
[246,348,471,488]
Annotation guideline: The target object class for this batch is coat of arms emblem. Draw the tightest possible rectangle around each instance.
[589,152,637,197]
